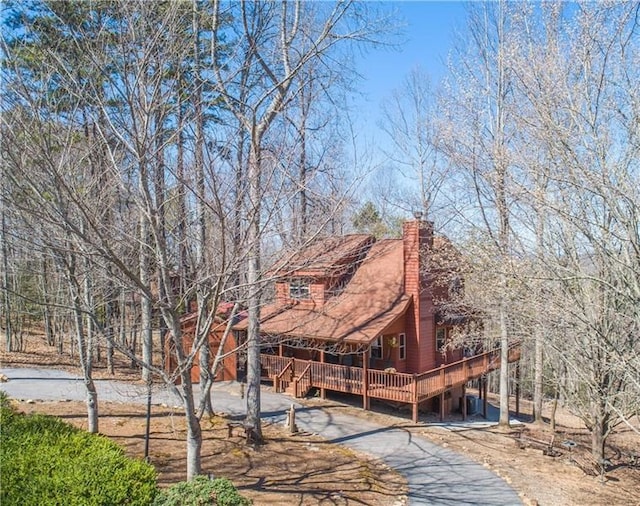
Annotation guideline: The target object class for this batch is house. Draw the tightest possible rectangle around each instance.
[168,302,240,383]
[235,218,520,422]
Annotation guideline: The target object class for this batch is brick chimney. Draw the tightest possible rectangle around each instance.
[403,218,436,372]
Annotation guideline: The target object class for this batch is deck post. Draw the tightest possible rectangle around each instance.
[482,375,488,419]
[438,364,446,421]
[461,383,467,420]
[320,350,326,399]
[515,362,521,418]
[412,374,418,423]
[362,349,370,411]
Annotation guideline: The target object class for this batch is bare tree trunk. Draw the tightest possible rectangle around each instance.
[192,3,213,417]
[1,207,12,352]
[533,332,544,423]
[140,213,153,382]
[550,387,559,432]
[41,257,54,346]
[498,302,510,427]
[68,271,98,433]
[591,419,606,463]
[105,284,115,375]
[494,0,511,429]
[245,141,263,444]
[182,377,202,479]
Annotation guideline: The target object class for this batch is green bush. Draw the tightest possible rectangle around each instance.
[0,393,157,506]
[153,476,251,506]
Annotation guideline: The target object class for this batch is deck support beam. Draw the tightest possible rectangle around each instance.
[515,362,520,418]
[482,376,488,419]
[461,383,467,421]
[411,374,418,423]
[320,350,326,399]
[439,392,445,422]
[362,349,370,411]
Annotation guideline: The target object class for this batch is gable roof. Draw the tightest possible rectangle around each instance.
[269,234,374,278]
[237,239,410,345]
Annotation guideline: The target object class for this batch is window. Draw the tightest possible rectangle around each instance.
[436,327,446,352]
[289,279,310,299]
[371,336,383,359]
[398,333,406,360]
[449,275,463,297]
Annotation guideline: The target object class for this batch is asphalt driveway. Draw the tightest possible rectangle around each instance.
[1,367,522,505]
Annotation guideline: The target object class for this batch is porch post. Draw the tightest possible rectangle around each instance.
[362,349,370,411]
[515,362,521,418]
[412,374,418,423]
[439,364,446,421]
[320,350,326,399]
[461,383,467,421]
[482,375,488,419]
[278,343,283,357]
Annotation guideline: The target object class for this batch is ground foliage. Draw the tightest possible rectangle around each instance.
[0,392,157,506]
[153,476,251,506]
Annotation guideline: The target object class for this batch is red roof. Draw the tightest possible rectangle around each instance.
[237,239,410,344]
[268,234,374,278]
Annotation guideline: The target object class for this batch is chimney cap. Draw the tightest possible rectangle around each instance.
[412,210,423,220]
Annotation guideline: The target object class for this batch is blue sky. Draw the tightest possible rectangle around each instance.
[352,1,466,161]
[360,2,465,101]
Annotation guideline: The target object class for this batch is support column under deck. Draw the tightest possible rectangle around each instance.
[515,362,521,418]
[482,376,488,419]
[320,350,326,399]
[411,374,418,423]
[362,349,370,411]
[461,383,467,421]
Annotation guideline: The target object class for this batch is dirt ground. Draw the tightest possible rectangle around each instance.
[2,335,639,505]
[12,400,406,505]
[400,400,638,506]
[1,337,407,505]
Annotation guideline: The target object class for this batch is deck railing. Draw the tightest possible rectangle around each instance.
[261,342,521,406]
[310,361,363,394]
[293,362,313,397]
[273,359,294,392]
[262,354,291,378]
[366,369,414,402]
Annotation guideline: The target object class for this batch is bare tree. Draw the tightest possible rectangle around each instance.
[208,0,394,443]
[378,66,450,222]
[440,0,519,427]
[2,0,395,479]
[504,1,640,460]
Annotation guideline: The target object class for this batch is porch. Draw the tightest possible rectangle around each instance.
[260,344,521,423]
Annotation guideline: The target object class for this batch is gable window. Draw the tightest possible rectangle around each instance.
[289,279,310,300]
[371,336,383,359]
[398,333,406,360]
[436,327,446,352]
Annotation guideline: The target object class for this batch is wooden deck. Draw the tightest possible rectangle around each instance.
[261,344,521,422]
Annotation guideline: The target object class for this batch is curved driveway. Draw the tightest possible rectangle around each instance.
[1,367,522,506]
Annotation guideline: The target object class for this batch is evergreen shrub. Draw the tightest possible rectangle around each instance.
[153,476,251,506]
[0,392,157,506]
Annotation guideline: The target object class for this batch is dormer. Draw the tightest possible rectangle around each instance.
[271,234,375,308]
